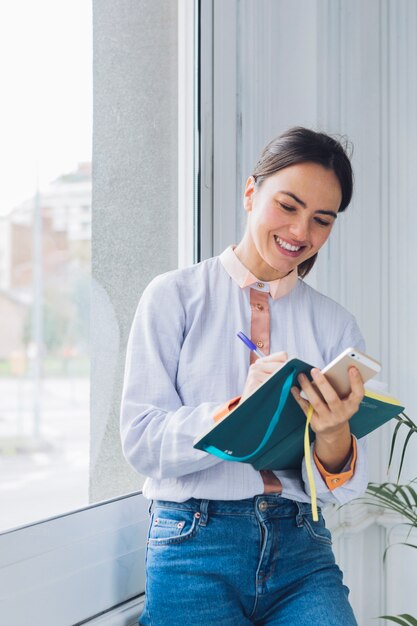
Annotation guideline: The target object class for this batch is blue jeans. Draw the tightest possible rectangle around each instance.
[139,495,357,626]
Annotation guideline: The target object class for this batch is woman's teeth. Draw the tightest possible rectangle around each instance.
[274,235,301,252]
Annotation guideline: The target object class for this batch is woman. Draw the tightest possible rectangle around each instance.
[120,127,367,625]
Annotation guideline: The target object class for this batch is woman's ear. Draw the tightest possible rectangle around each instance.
[243,176,256,213]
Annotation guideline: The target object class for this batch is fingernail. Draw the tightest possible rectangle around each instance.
[311,368,320,379]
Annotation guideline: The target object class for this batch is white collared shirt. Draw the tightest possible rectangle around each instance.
[120,248,367,506]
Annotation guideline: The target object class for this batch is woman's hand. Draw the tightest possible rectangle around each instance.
[240,351,288,403]
[291,366,365,472]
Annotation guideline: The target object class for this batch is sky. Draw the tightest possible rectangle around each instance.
[0,0,92,216]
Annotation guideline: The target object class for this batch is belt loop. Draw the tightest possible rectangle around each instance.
[295,501,304,527]
[197,499,209,527]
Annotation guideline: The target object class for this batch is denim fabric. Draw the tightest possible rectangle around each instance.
[139,495,357,626]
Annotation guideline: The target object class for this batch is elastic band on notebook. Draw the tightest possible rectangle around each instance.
[204,369,296,463]
[304,404,318,521]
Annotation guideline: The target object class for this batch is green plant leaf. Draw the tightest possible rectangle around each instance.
[389,418,409,471]
[364,482,417,525]
[383,541,417,563]
[366,483,400,506]
[394,485,413,508]
[387,412,417,479]
[393,542,417,551]
[380,614,417,625]
[397,429,417,481]
[400,412,417,429]
[405,484,417,507]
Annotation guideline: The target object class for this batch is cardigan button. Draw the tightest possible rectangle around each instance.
[256,340,264,349]
[256,303,264,310]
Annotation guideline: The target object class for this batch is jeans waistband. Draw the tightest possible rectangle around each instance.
[151,496,318,522]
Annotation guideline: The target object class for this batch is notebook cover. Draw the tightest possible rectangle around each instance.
[193,358,312,462]
[193,360,404,470]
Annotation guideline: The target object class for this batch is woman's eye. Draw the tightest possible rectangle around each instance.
[314,217,332,227]
[279,203,296,212]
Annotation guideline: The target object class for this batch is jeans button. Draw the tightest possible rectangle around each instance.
[258,500,268,512]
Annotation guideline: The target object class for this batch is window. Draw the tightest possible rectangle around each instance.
[1,0,193,623]
[4,1,417,624]
[0,0,93,532]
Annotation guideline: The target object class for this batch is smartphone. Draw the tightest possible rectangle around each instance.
[319,347,381,398]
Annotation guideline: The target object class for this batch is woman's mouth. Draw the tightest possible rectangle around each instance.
[274,235,306,257]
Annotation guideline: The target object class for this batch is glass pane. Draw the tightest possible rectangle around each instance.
[0,0,92,531]
[0,0,180,532]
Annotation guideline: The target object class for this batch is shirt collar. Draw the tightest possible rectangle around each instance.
[219,245,299,300]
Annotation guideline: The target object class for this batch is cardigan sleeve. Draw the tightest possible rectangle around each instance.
[120,275,224,481]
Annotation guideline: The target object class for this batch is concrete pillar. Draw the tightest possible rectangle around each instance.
[91,0,178,501]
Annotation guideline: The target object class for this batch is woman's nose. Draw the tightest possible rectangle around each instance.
[289,218,309,241]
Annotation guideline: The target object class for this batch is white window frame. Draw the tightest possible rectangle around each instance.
[0,493,148,626]
[0,2,197,624]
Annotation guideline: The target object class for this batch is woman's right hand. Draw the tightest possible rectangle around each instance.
[240,351,288,403]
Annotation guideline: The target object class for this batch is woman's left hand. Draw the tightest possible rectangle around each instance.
[291,366,365,472]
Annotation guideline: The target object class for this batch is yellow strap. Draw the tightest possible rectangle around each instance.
[304,404,318,521]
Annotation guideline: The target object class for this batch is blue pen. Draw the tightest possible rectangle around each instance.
[237,331,266,358]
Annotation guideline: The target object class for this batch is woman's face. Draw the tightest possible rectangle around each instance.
[237,161,342,281]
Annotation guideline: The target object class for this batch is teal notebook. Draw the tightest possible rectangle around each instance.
[193,358,405,470]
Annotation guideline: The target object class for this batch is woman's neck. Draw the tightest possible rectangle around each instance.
[234,239,294,282]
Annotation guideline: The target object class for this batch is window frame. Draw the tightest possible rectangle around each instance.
[0,493,148,625]
[0,1,197,624]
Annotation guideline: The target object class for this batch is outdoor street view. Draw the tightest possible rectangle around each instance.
[0,0,92,533]
[0,165,91,531]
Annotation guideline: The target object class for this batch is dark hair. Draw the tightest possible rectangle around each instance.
[252,127,354,278]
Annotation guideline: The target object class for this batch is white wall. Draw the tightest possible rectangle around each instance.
[203,1,417,623]
[314,1,417,621]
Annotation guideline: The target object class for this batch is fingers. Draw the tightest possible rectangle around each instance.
[251,360,286,375]
[250,350,288,377]
[244,361,286,391]
[297,371,331,415]
[290,385,311,416]
[309,368,341,407]
[256,351,288,363]
[346,366,365,410]
[313,365,364,414]
[241,351,289,401]
[294,366,365,432]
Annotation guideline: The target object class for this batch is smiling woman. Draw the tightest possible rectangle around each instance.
[236,127,353,281]
[236,161,341,281]
[120,127,366,625]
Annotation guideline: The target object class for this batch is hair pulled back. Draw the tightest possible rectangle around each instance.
[252,127,353,278]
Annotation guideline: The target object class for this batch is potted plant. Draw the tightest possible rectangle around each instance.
[361,412,417,626]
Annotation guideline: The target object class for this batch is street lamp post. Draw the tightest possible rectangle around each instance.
[31,185,43,440]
